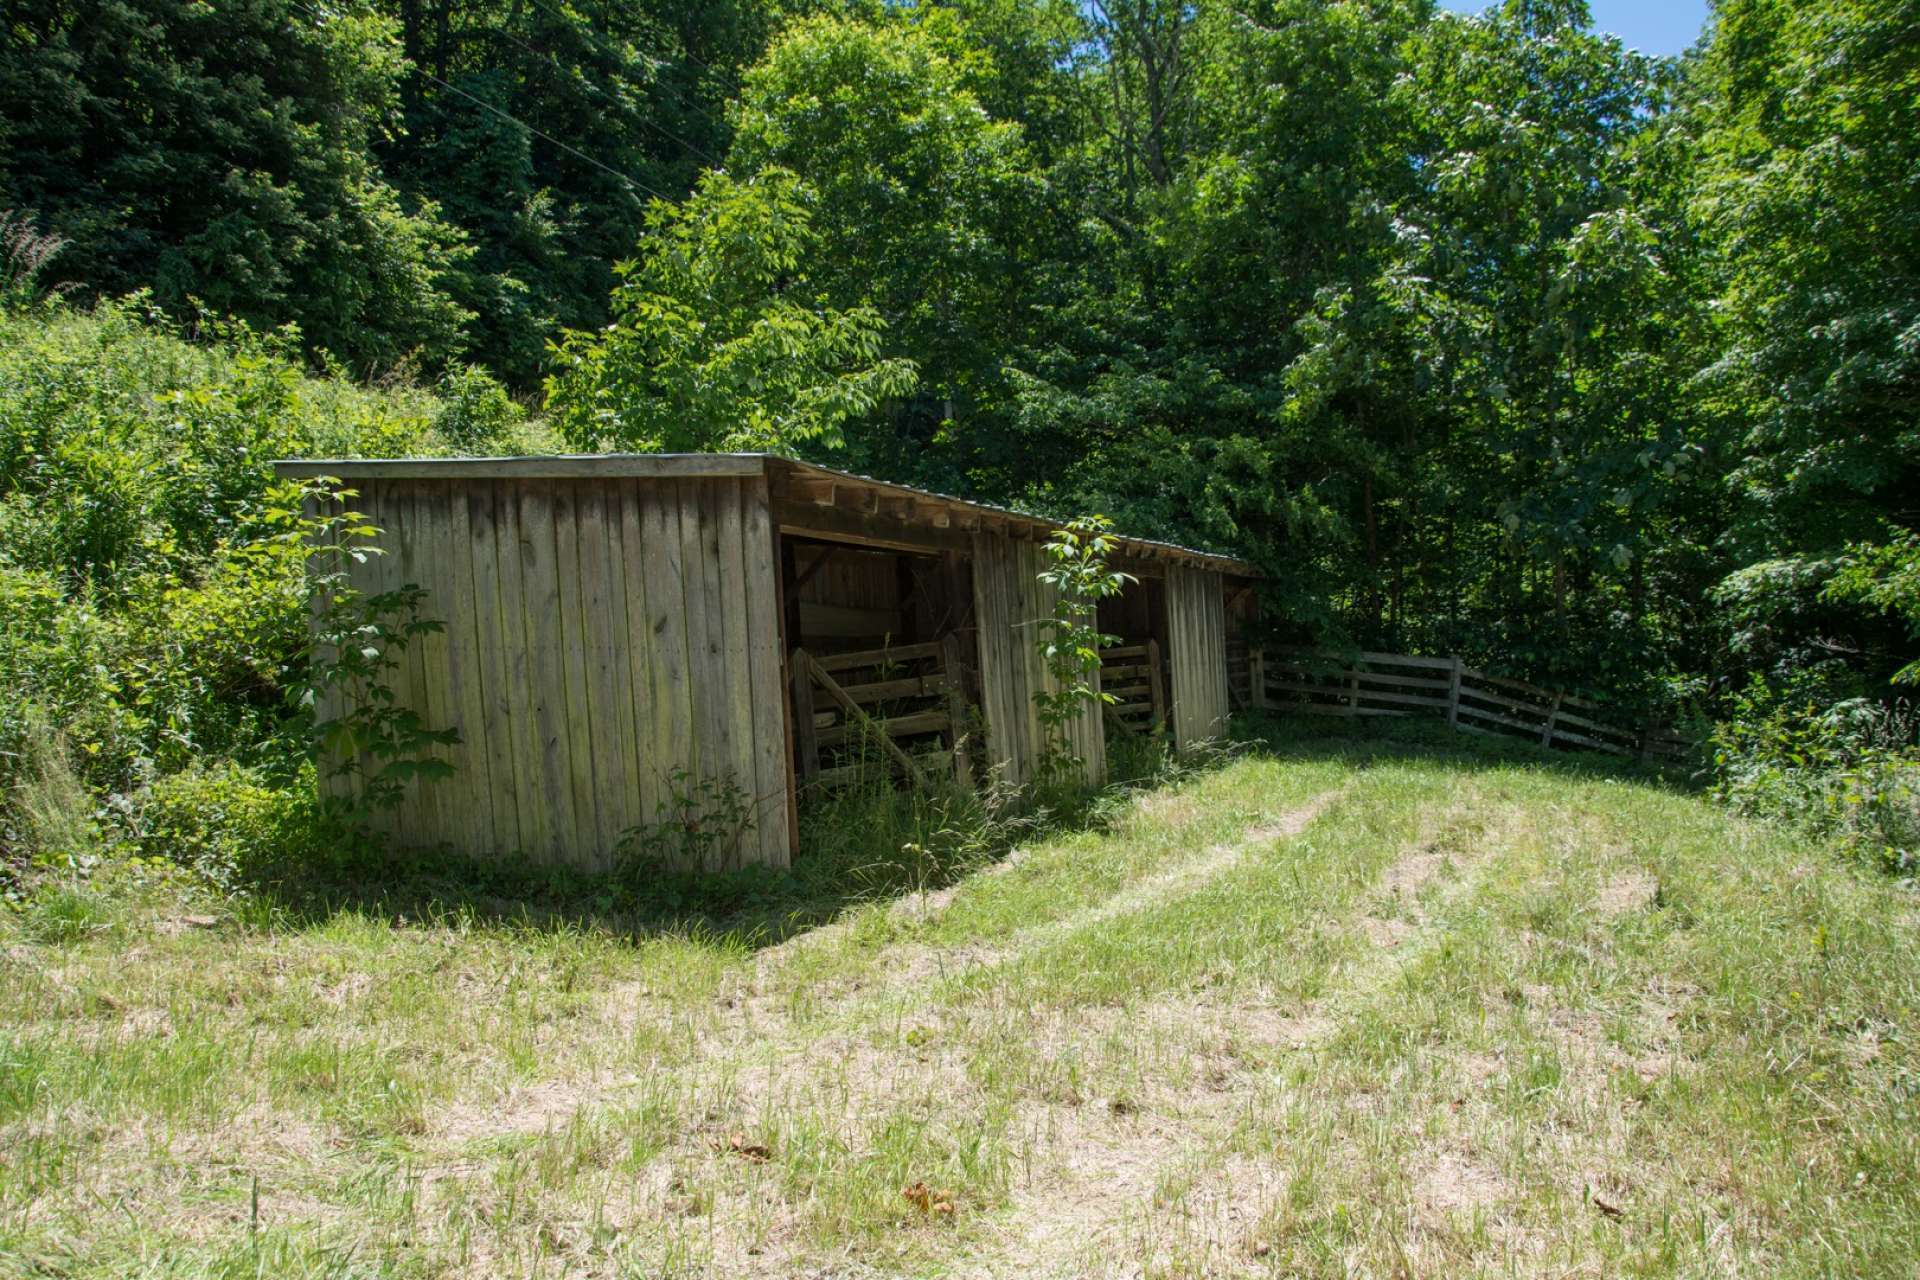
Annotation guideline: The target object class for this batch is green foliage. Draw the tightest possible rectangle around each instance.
[1034,515,1133,784]
[0,0,474,374]
[612,767,756,873]
[546,168,918,454]
[1692,0,1920,558]
[1036,514,1136,786]
[430,364,535,454]
[135,762,343,894]
[0,302,481,889]
[1826,531,1920,684]
[5,0,1920,871]
[287,480,460,816]
[1710,676,1920,872]
[0,210,70,309]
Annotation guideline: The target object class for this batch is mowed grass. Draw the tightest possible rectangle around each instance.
[1,723,1916,1277]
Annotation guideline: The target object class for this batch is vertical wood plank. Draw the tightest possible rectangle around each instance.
[943,631,974,790]
[790,652,820,781]
[741,477,791,866]
[429,482,493,858]
[643,481,693,824]
[393,481,448,846]
[615,480,660,848]
[301,487,350,806]
[517,480,576,864]
[970,534,1013,787]
[466,481,523,856]
[552,481,605,865]
[675,480,724,869]
[714,480,756,869]
[577,481,637,868]
[491,481,548,860]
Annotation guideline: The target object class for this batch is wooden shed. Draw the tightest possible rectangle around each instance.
[275,454,1259,870]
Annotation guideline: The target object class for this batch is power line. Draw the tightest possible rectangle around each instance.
[413,63,681,203]
[480,16,724,167]
[292,2,679,205]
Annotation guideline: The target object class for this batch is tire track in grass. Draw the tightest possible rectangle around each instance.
[416,779,1358,1275]
[956,782,1514,1280]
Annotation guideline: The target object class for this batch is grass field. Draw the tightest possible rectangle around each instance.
[2,720,1917,1277]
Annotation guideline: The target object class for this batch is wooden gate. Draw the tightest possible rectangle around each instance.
[789,637,975,792]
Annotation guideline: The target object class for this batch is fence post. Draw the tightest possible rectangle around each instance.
[790,647,820,782]
[1146,638,1167,729]
[1248,645,1267,711]
[1541,689,1564,748]
[1447,656,1463,730]
[941,632,974,790]
[1347,662,1361,716]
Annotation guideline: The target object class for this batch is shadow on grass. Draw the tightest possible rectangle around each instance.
[239,713,1699,949]
[241,772,1072,950]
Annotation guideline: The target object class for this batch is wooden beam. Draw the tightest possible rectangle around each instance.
[773,499,973,556]
[784,475,838,505]
[790,649,820,784]
[783,543,840,603]
[806,653,933,790]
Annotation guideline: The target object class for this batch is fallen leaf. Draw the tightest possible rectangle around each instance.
[903,1181,956,1218]
[712,1132,771,1162]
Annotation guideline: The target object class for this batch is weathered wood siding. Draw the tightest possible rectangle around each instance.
[970,534,1105,787]
[337,476,790,870]
[1166,564,1231,750]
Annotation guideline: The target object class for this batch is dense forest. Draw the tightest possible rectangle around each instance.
[1,0,1916,875]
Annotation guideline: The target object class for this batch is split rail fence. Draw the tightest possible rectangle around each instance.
[1251,648,1689,764]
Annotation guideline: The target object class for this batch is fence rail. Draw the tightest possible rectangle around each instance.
[1254,648,1689,763]
[791,638,973,792]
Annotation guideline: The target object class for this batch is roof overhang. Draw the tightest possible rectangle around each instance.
[272,453,1260,577]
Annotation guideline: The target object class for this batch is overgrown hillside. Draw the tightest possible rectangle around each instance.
[0,301,548,890]
[1,721,1914,1276]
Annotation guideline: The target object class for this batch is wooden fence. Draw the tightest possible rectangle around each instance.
[1254,648,1690,764]
[1100,639,1167,734]
[790,638,973,792]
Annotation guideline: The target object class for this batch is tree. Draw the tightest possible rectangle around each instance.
[0,0,473,373]
[722,14,1045,485]
[544,168,918,454]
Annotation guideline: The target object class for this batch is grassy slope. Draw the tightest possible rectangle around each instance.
[1,721,1916,1277]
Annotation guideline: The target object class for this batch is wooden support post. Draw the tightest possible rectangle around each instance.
[1248,645,1267,711]
[806,652,934,791]
[1146,638,1167,730]
[941,631,974,790]
[1541,689,1564,747]
[1348,665,1361,716]
[790,647,820,782]
[1447,656,1463,731]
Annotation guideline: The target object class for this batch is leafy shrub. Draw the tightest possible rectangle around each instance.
[0,301,493,899]
[1711,676,1920,872]
[798,760,1035,899]
[136,763,341,894]
[0,210,69,308]
[432,364,535,454]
